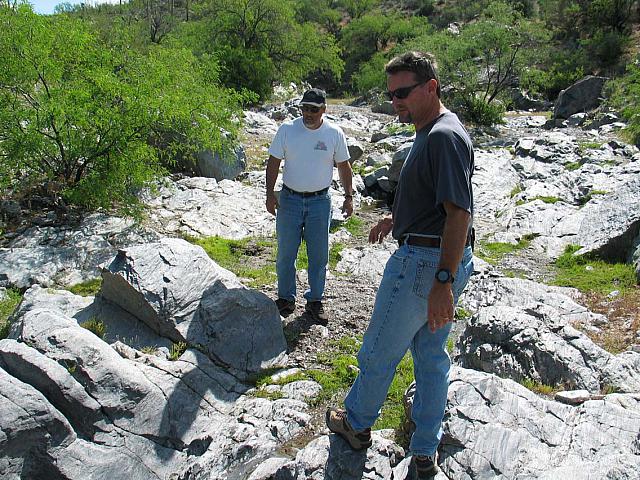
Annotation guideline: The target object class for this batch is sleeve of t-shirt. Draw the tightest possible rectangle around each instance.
[334,129,351,164]
[429,130,473,213]
[268,124,286,160]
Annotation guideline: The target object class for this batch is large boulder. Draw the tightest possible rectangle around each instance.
[193,145,246,181]
[100,237,287,379]
[457,303,640,393]
[553,76,607,120]
[576,176,640,262]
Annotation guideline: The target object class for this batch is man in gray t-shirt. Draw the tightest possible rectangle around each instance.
[392,110,474,240]
[327,51,474,478]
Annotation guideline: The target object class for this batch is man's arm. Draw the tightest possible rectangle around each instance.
[265,155,282,216]
[427,201,470,332]
[336,160,354,217]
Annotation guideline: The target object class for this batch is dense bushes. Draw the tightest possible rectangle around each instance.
[0,5,245,212]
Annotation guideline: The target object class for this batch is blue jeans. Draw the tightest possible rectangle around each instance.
[276,187,332,302]
[344,243,473,456]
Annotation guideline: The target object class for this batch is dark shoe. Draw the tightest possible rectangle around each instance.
[305,301,328,324]
[325,407,372,450]
[275,298,295,317]
[414,452,439,478]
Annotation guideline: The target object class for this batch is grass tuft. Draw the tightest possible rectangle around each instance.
[169,341,188,361]
[67,278,102,296]
[0,289,22,339]
[520,378,562,396]
[553,245,636,294]
[80,317,106,339]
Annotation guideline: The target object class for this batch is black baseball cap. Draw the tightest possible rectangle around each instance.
[300,88,326,107]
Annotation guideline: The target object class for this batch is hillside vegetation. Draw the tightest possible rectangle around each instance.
[1,0,639,213]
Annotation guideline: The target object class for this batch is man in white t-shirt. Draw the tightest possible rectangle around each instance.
[265,88,353,323]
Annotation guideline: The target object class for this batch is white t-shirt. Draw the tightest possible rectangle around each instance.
[269,117,350,192]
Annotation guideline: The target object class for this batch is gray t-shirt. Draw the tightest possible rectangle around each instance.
[391,111,474,240]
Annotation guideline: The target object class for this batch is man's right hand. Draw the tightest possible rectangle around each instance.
[369,217,393,244]
[266,192,278,215]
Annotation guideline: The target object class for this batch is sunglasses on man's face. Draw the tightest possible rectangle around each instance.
[300,105,322,113]
[385,82,424,101]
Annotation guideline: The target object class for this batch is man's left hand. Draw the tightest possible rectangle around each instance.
[427,282,454,333]
[341,197,353,217]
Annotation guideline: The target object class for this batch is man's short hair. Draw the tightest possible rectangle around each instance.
[385,51,441,98]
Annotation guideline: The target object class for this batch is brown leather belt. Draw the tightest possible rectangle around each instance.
[398,234,473,248]
[398,236,441,248]
[282,184,329,197]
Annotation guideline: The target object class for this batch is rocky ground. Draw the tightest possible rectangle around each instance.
[2,95,640,479]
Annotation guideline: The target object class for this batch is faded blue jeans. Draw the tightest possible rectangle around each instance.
[276,187,332,302]
[344,243,473,456]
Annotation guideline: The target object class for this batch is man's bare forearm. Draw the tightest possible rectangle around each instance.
[438,201,471,273]
[266,155,281,194]
[336,160,353,195]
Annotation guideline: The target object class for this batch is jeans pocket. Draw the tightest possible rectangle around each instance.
[412,258,437,299]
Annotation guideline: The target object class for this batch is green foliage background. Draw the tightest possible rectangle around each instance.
[0,0,639,213]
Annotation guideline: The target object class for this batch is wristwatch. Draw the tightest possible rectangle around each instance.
[435,268,454,284]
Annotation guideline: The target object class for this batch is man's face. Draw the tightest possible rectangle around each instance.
[386,71,428,124]
[300,104,326,129]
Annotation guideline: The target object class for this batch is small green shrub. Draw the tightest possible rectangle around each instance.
[169,341,188,361]
[463,96,505,126]
[0,289,22,339]
[68,278,102,296]
[80,317,106,339]
[140,346,158,355]
[520,378,561,396]
[553,245,636,294]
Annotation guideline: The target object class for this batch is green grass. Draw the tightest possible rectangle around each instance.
[553,245,637,294]
[520,378,561,396]
[331,215,366,237]
[187,235,278,287]
[577,140,602,153]
[565,161,582,171]
[532,195,561,204]
[140,345,158,355]
[579,189,608,206]
[169,341,188,361]
[385,123,415,135]
[0,289,22,339]
[329,243,345,270]
[509,184,523,198]
[67,278,102,296]
[80,317,106,339]
[476,234,537,265]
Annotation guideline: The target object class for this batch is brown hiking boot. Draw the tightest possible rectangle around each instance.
[414,452,440,478]
[325,407,372,450]
[275,298,295,317]
[305,300,328,324]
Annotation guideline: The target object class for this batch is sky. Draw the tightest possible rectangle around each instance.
[28,0,121,14]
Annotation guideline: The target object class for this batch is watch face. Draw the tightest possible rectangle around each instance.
[436,269,452,283]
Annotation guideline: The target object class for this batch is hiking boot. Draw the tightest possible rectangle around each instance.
[325,407,372,451]
[305,301,328,324]
[275,298,295,317]
[414,452,440,478]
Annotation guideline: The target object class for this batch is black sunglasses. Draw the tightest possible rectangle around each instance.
[300,105,322,113]
[385,82,424,100]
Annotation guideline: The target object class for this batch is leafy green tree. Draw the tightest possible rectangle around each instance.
[0,5,244,212]
[335,0,380,18]
[340,13,430,90]
[175,0,343,100]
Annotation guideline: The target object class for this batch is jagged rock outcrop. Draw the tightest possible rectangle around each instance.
[101,237,287,379]
[0,244,308,479]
